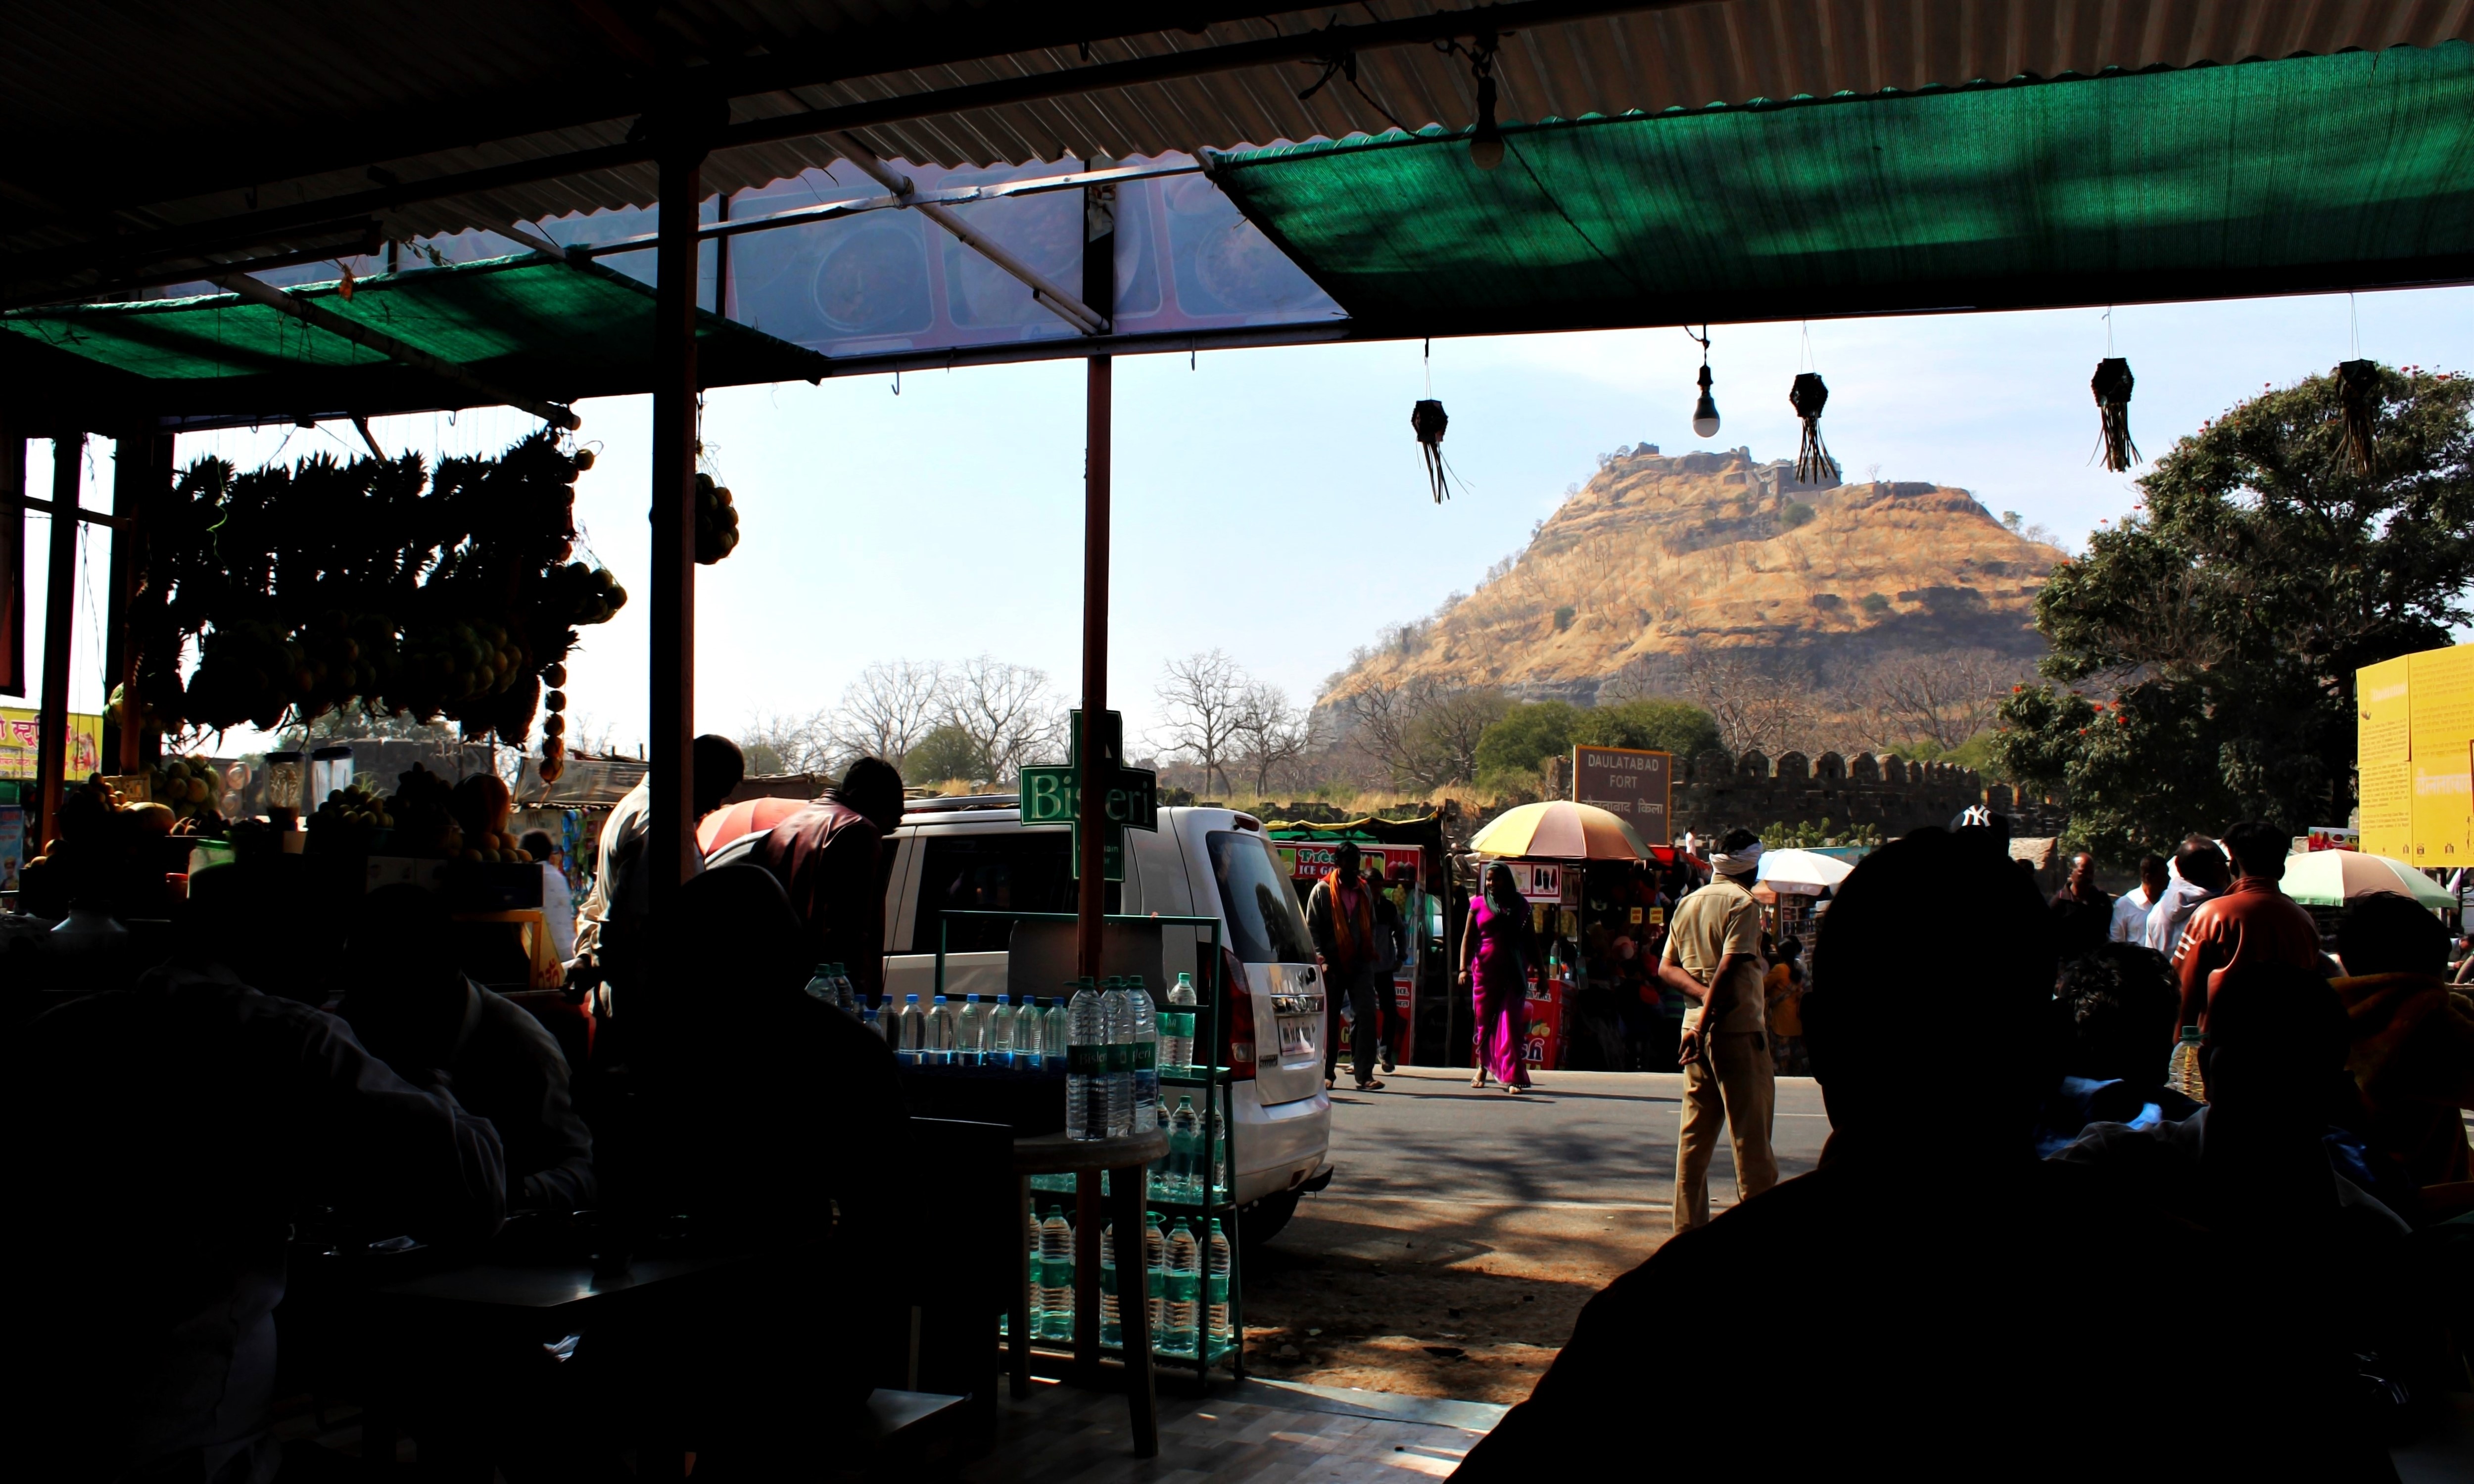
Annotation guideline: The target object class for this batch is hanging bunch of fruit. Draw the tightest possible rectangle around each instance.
[143,753,226,828]
[133,432,627,751]
[695,472,741,564]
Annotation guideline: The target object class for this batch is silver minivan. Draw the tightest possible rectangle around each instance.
[881,798,1334,1242]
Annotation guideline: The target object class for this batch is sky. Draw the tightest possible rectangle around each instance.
[17,284,2474,763]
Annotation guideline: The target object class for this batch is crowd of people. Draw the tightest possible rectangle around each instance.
[2,736,915,1481]
[1459,816,2473,1479]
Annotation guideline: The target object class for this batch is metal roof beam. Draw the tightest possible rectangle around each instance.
[210,272,582,432]
[2,0,1685,289]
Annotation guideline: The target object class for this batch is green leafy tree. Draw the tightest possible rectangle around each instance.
[1994,363,2474,861]
[1475,700,1582,785]
[904,722,989,785]
[1475,696,1721,790]
[1577,698,1722,758]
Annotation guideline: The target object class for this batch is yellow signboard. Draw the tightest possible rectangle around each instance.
[2357,644,2474,863]
[0,707,105,782]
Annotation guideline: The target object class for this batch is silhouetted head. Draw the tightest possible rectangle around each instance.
[691,734,746,818]
[1485,862,1520,913]
[2055,943,2178,1087]
[340,885,465,1072]
[831,755,905,834]
[2199,964,2349,1137]
[2068,852,2098,894]
[2219,820,2290,883]
[2175,835,2232,893]
[2336,892,2448,978]
[642,865,808,1041]
[183,857,323,1003]
[1335,841,1361,884]
[1807,828,2055,1153]
[2138,854,2170,901]
[520,830,556,864]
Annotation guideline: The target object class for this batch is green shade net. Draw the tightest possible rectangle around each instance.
[0,254,827,419]
[1210,44,2474,332]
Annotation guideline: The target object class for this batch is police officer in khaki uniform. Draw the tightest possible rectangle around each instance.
[1657,828,1778,1229]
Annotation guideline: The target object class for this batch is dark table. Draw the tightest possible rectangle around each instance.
[1011,1128,1169,1459]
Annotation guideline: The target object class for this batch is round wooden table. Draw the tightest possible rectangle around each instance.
[1011,1128,1168,1458]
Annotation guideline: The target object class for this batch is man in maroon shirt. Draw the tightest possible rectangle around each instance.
[749,756,905,1001]
[2172,819,2324,1030]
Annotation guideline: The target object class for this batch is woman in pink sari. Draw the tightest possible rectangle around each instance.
[1460,863,1537,1092]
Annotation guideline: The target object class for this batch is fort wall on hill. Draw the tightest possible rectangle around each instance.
[1666,747,2064,841]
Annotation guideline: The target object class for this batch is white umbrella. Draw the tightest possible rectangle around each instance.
[1756,847,1855,891]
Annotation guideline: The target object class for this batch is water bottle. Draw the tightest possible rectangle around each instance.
[1163,1220,1200,1357]
[1100,977,1134,1138]
[1205,1218,1232,1351]
[1099,1221,1121,1349]
[897,993,925,1064]
[957,994,985,1066]
[830,963,857,1015]
[1143,1212,1167,1336]
[1066,978,1105,1140]
[1024,1201,1043,1340]
[1170,1095,1196,1202]
[1169,972,1197,1007]
[1127,975,1160,1134]
[1017,996,1044,1071]
[1167,972,1198,1070]
[926,994,956,1065]
[803,964,837,1003]
[860,998,879,1036]
[988,994,1016,1069]
[2168,1026,2207,1101]
[1211,1088,1230,1200]
[1045,992,1071,1066]
[1039,1206,1075,1341]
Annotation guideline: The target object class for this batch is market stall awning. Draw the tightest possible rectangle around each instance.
[1208,44,2474,332]
[0,253,831,428]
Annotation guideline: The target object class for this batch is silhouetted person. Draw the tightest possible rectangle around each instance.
[572,733,746,998]
[1456,830,2368,1481]
[2174,820,2321,1030]
[580,864,906,1471]
[2034,943,2192,1156]
[2112,853,2171,942]
[2331,892,2474,1191]
[1307,840,1386,1090]
[2048,850,2115,958]
[6,861,504,1483]
[340,884,596,1214]
[747,755,904,1003]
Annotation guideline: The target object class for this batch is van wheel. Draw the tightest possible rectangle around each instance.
[1240,1190,1301,1250]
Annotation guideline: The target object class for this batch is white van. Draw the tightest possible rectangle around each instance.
[880,798,1334,1243]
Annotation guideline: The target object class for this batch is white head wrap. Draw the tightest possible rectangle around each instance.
[1711,840,1764,877]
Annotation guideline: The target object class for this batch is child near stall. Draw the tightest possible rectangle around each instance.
[1765,937,1809,1075]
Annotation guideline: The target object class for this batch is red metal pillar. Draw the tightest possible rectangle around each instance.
[104,425,172,773]
[35,434,81,849]
[647,130,707,914]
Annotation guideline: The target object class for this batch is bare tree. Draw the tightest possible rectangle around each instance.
[1850,649,2029,752]
[830,659,951,770]
[945,655,1064,783]
[1154,650,1248,794]
[1231,683,1318,795]
[736,710,823,777]
[1679,644,1821,756]
[1340,679,1509,790]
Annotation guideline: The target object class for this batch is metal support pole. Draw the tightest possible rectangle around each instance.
[35,434,81,850]
[1076,163,1117,980]
[103,426,170,773]
[646,135,707,914]
[0,422,23,698]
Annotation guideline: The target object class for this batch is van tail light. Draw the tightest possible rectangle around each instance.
[1221,946,1258,1080]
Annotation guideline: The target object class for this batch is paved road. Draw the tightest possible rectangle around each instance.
[1242,1065,1830,1404]
[1320,1064,1829,1216]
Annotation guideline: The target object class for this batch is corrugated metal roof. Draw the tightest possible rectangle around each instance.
[10,1,2471,302]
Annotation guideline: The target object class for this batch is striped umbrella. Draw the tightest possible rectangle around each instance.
[1470,800,1649,860]
[2278,850,2451,910]
[695,794,812,857]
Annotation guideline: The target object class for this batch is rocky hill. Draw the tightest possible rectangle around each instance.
[1330,444,2066,700]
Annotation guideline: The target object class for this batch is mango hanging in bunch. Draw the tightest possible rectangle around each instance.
[695,473,740,564]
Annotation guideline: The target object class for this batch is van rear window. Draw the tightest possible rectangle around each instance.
[911,832,1119,953]
[1206,831,1317,965]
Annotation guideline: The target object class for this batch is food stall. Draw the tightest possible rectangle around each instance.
[1266,813,1451,1066]
[1752,847,1858,956]
[1468,801,1652,1072]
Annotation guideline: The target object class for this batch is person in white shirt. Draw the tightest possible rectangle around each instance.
[2143,836,2232,961]
[2109,854,2170,943]
[523,829,578,962]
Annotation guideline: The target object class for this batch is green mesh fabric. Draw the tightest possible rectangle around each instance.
[1,254,824,396]
[1210,44,2474,331]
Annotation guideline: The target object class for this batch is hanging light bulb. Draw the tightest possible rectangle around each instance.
[1692,363,1720,438]
[1470,71,1504,170]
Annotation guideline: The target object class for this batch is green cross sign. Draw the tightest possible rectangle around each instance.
[1019,709,1156,882]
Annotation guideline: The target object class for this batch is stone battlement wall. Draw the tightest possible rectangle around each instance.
[1670,748,2055,840]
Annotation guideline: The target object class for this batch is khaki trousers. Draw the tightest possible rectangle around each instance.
[1671,1029,1778,1231]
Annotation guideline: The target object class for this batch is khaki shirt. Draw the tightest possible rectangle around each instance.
[1662,875,1767,1034]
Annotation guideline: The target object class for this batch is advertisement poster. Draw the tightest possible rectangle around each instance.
[1277,840,1420,883]
[0,708,104,782]
[0,804,21,890]
[1520,979,1565,1070]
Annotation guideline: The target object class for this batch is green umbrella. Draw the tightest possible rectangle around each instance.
[2277,851,2451,910]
